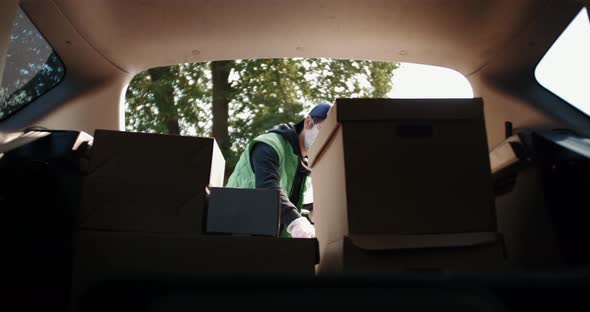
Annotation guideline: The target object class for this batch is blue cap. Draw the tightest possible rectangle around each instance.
[308,102,332,119]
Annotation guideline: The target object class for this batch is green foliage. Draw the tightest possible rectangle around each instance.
[369,61,399,97]
[125,58,399,172]
[125,63,210,135]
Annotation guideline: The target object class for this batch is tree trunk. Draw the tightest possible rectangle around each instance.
[148,67,181,135]
[211,61,233,154]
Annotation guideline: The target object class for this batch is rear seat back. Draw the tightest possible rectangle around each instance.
[1,129,92,310]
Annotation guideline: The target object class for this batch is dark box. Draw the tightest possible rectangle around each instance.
[206,187,280,237]
[71,230,320,307]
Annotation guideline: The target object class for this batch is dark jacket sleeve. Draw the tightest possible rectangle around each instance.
[250,142,301,227]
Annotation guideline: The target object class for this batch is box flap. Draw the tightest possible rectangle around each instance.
[348,232,500,250]
[308,103,339,167]
[210,140,226,187]
[489,135,524,174]
[336,98,483,121]
[73,131,94,151]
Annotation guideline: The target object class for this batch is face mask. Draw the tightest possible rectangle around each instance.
[304,124,320,151]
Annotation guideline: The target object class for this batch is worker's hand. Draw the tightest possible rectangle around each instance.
[287,217,316,238]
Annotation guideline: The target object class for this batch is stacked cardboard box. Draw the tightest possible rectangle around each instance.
[308,98,506,273]
[73,130,319,307]
[80,129,225,234]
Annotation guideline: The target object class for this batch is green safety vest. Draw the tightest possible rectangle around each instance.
[226,132,308,237]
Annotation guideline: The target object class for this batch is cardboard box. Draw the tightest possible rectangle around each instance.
[206,187,280,237]
[80,130,225,234]
[71,230,319,307]
[308,98,498,271]
[320,234,506,274]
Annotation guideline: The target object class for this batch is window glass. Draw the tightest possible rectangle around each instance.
[0,7,65,120]
[125,59,473,175]
[535,8,590,116]
[388,63,473,98]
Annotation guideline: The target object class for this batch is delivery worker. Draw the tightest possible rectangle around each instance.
[226,103,331,238]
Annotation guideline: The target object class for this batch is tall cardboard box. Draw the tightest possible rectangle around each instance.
[308,98,503,272]
[80,130,225,234]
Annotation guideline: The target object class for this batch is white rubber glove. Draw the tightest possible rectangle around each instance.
[287,216,316,238]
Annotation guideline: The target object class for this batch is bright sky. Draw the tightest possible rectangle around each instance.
[535,8,590,116]
[387,62,473,99]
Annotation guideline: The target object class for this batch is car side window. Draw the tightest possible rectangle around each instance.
[535,8,590,117]
[0,7,65,121]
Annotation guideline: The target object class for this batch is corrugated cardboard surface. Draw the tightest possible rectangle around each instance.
[335,98,484,121]
[87,130,223,186]
[341,117,495,234]
[308,101,339,167]
[81,178,208,233]
[310,127,349,270]
[206,187,280,236]
[71,230,319,305]
[210,140,226,187]
[348,232,500,250]
[80,130,225,234]
[309,98,499,272]
[310,98,496,236]
[319,236,506,274]
[489,135,523,174]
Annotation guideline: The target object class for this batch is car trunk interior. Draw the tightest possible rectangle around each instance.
[2,0,590,311]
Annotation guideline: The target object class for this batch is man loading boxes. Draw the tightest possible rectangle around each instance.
[226,103,332,238]
[72,130,320,307]
[308,98,506,273]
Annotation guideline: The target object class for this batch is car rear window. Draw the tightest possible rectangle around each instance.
[535,8,590,116]
[0,7,65,121]
[125,58,472,195]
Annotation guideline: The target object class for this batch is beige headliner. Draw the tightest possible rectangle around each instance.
[39,0,578,75]
[10,0,586,147]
